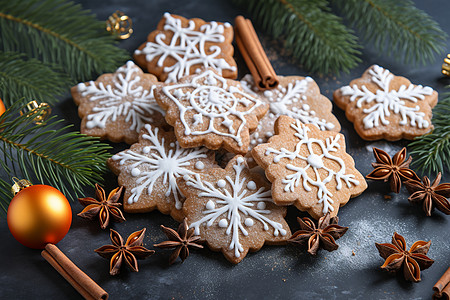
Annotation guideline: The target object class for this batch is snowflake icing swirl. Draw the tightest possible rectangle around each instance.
[184,157,287,258]
[77,61,164,131]
[162,70,264,146]
[135,13,236,83]
[265,120,360,214]
[111,124,208,209]
[340,65,433,129]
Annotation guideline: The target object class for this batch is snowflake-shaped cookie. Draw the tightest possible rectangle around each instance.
[154,68,269,154]
[72,61,165,144]
[333,65,438,141]
[252,116,367,220]
[178,155,290,264]
[241,74,341,149]
[134,13,237,83]
[107,124,215,221]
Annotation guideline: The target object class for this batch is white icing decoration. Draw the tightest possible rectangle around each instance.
[195,161,205,170]
[218,219,228,228]
[246,181,256,190]
[257,202,266,210]
[265,120,360,214]
[340,65,433,129]
[134,13,236,83]
[244,218,254,227]
[111,124,208,208]
[162,70,264,146]
[186,158,287,258]
[206,200,215,210]
[77,61,164,132]
[217,179,226,188]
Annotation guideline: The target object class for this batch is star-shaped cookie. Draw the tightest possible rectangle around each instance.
[252,115,367,219]
[107,124,216,221]
[333,65,438,141]
[179,155,291,264]
[134,13,237,83]
[72,61,165,144]
[154,68,269,154]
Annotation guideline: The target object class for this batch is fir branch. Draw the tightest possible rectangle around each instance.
[334,0,447,65]
[233,0,361,74]
[409,91,450,175]
[0,0,129,81]
[0,101,112,213]
[0,51,72,106]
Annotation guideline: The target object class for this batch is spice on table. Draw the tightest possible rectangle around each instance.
[404,172,450,216]
[433,267,450,299]
[95,228,154,275]
[375,232,434,282]
[154,218,203,265]
[288,213,348,255]
[366,147,420,193]
[42,243,108,300]
[78,184,125,229]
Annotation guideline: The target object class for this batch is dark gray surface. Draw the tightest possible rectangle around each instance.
[1,0,449,299]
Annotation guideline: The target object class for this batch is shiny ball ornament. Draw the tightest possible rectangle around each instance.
[0,97,5,116]
[7,184,72,249]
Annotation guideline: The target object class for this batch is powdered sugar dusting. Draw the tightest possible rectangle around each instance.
[365,142,400,156]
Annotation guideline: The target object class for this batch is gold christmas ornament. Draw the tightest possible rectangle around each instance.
[20,100,51,125]
[0,97,5,117]
[442,54,450,77]
[106,11,133,40]
[7,178,72,249]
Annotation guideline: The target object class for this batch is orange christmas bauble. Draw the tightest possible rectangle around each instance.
[7,184,72,249]
[0,98,5,117]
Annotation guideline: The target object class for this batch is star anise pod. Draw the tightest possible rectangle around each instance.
[78,184,126,229]
[366,147,420,193]
[404,172,450,216]
[288,213,348,255]
[375,232,434,282]
[154,218,203,265]
[95,228,154,275]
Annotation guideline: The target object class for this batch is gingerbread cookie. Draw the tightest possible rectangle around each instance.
[333,65,438,141]
[241,74,341,150]
[252,115,367,219]
[154,68,269,155]
[179,155,290,264]
[107,124,216,221]
[134,13,237,83]
[72,61,165,144]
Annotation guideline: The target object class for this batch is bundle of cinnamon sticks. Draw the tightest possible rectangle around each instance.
[42,244,108,300]
[234,16,278,90]
[434,267,450,300]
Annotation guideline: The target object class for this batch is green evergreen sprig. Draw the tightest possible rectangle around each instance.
[0,51,72,106]
[234,0,446,74]
[0,101,112,214]
[334,0,447,65]
[0,0,129,81]
[234,0,361,74]
[409,90,450,175]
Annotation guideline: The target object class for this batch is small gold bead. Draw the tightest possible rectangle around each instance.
[106,11,133,40]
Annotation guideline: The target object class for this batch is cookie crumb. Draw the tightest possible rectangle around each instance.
[352,250,356,256]
[384,195,392,200]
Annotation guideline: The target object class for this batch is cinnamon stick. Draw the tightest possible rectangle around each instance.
[42,244,108,300]
[433,267,450,300]
[234,16,278,90]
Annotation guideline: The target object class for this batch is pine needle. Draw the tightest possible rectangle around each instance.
[334,0,447,65]
[233,0,361,74]
[0,51,72,106]
[0,0,129,81]
[0,101,112,213]
[409,90,450,176]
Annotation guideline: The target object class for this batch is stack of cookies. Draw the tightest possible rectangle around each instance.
[71,13,437,264]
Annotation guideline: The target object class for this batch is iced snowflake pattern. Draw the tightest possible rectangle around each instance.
[265,120,360,214]
[77,61,164,131]
[340,65,433,129]
[162,70,265,147]
[184,156,287,258]
[135,13,236,83]
[110,124,208,209]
